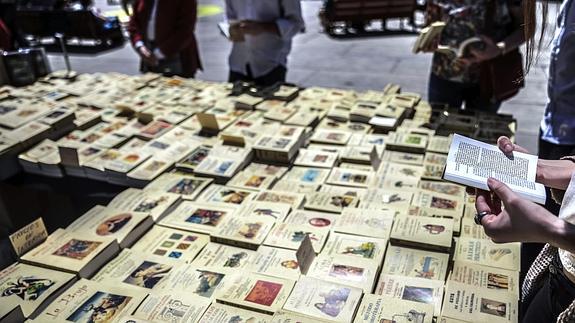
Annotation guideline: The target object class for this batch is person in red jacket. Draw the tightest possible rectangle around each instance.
[127,0,202,78]
[0,19,12,51]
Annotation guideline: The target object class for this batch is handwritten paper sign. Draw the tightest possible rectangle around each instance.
[9,218,48,257]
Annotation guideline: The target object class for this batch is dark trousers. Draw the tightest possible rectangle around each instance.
[520,136,575,301]
[229,64,286,87]
[428,73,501,112]
[523,256,575,322]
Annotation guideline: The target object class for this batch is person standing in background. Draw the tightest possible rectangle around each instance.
[422,0,526,111]
[225,0,305,87]
[128,0,202,77]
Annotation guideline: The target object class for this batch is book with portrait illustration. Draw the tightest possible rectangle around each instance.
[442,281,519,323]
[282,276,363,323]
[454,238,521,271]
[284,210,337,230]
[214,273,295,315]
[375,274,444,314]
[144,173,213,201]
[294,148,339,169]
[385,132,428,154]
[130,225,210,263]
[199,302,273,323]
[354,294,434,323]
[211,215,276,250]
[20,228,119,278]
[65,205,153,249]
[0,263,76,320]
[411,189,465,217]
[304,191,359,213]
[282,166,331,185]
[227,171,278,191]
[158,200,238,235]
[236,201,292,223]
[333,207,395,239]
[325,167,373,188]
[131,290,211,322]
[443,134,546,204]
[107,188,181,222]
[198,184,256,206]
[32,279,146,322]
[382,245,449,281]
[390,215,454,251]
[191,243,257,273]
[248,246,301,281]
[253,190,305,209]
[449,261,519,297]
[322,232,387,267]
[91,249,180,292]
[263,222,330,254]
[307,255,379,292]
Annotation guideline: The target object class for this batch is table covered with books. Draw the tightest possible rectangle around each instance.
[0,71,520,323]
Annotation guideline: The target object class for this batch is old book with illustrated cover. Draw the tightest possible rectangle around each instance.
[129,225,209,263]
[322,232,387,266]
[382,245,449,281]
[307,255,379,292]
[199,303,272,323]
[131,291,211,322]
[20,228,119,278]
[191,242,257,272]
[66,205,153,249]
[333,208,394,239]
[263,222,330,253]
[282,276,363,323]
[107,188,180,222]
[33,279,146,322]
[442,281,518,323]
[454,237,521,271]
[215,273,295,315]
[390,215,454,251]
[144,173,213,201]
[375,274,444,314]
[211,215,276,250]
[354,294,434,323]
[248,246,301,281]
[158,201,238,235]
[449,261,519,296]
[0,263,76,319]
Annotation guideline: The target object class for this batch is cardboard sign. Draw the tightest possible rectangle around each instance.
[221,134,246,147]
[58,146,80,167]
[197,113,219,131]
[370,146,381,171]
[9,218,48,257]
[295,234,315,275]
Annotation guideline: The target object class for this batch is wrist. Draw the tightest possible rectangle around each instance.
[548,218,573,249]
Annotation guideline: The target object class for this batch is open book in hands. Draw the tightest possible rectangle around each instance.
[443,134,546,204]
[436,37,484,58]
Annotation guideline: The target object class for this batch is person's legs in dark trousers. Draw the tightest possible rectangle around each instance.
[229,64,286,87]
[463,84,501,113]
[522,257,575,322]
[428,73,466,108]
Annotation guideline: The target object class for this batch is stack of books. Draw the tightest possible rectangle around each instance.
[1,72,523,323]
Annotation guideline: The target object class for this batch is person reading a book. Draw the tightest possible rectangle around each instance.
[472,136,575,322]
[128,0,202,78]
[225,0,305,87]
[421,0,526,111]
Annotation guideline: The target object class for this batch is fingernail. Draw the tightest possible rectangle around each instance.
[487,178,495,186]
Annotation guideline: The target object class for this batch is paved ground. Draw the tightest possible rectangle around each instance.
[48,0,555,153]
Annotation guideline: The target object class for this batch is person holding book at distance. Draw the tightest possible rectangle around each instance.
[472,136,575,322]
[225,0,305,87]
[421,0,526,111]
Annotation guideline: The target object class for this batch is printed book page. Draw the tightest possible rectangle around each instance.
[444,134,546,204]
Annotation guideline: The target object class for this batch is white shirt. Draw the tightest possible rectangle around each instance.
[225,0,305,78]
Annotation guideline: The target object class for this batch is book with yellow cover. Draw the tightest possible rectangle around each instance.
[382,245,449,281]
[322,232,387,266]
[449,261,519,296]
[454,238,521,271]
[354,294,434,323]
[374,274,444,314]
[390,215,454,251]
[307,255,379,292]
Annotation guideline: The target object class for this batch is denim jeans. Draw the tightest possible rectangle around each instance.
[427,73,501,113]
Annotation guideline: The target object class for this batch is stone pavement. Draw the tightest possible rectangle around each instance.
[48,0,555,153]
